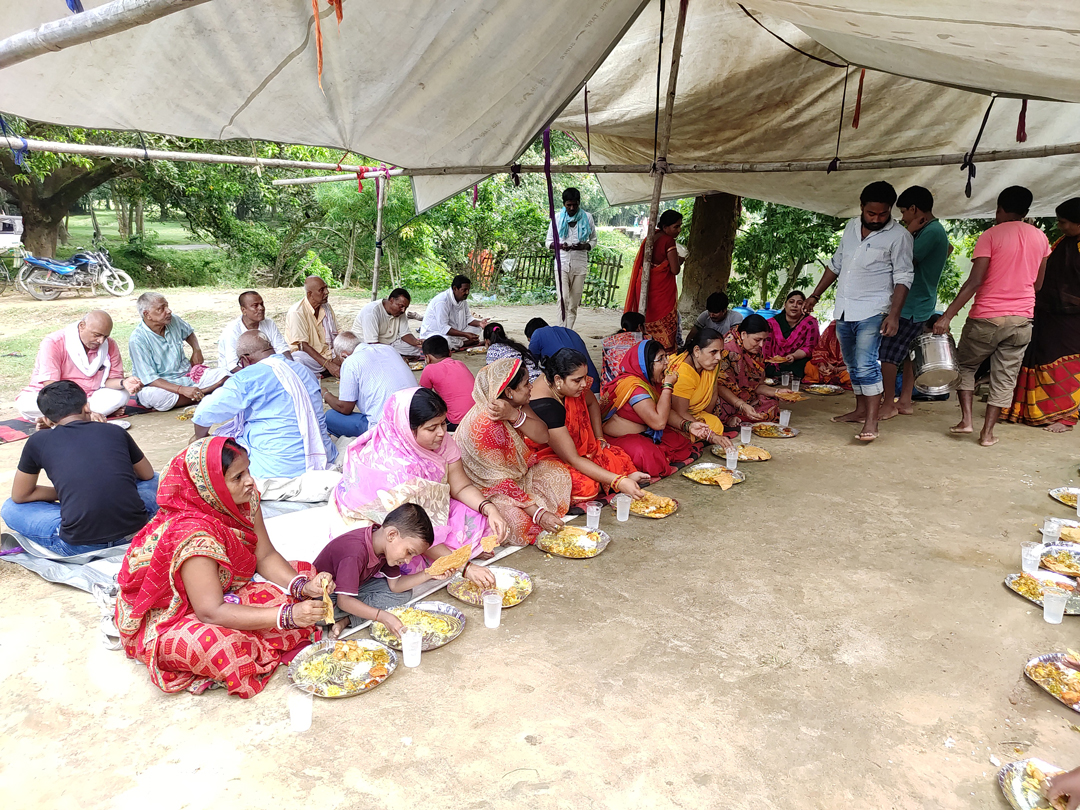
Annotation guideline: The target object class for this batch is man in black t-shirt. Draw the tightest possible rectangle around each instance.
[1,381,160,557]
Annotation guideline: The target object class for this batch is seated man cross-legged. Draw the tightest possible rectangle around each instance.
[353,287,424,359]
[217,290,291,371]
[419,274,487,350]
[323,332,417,437]
[129,292,230,411]
[285,275,340,377]
[2,381,159,557]
[15,309,142,426]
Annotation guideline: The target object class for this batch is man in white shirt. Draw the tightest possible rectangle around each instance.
[804,181,914,442]
[217,290,291,370]
[419,275,487,350]
[352,287,423,358]
[322,332,417,437]
[545,187,597,329]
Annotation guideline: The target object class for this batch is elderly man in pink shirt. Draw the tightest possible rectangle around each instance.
[15,310,142,426]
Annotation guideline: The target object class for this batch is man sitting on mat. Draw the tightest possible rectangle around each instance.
[15,309,142,427]
[129,292,230,411]
[285,275,341,377]
[420,274,487,350]
[217,289,291,371]
[2,381,159,558]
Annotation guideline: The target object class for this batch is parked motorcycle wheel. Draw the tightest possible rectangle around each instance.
[100,267,135,296]
[24,270,62,301]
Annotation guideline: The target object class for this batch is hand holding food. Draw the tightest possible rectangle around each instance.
[425,543,472,577]
[663,369,679,387]
[376,611,406,638]
[464,564,497,589]
[292,600,327,627]
[1045,764,1080,810]
[303,571,336,599]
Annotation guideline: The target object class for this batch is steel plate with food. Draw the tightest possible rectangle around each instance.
[537,525,613,557]
[1040,544,1080,576]
[997,758,1066,810]
[369,601,465,651]
[752,422,800,439]
[447,565,533,607]
[681,463,746,489]
[711,444,771,462]
[624,491,679,518]
[1024,652,1080,713]
[1004,572,1080,614]
[1050,487,1080,509]
[804,383,845,396]
[776,390,810,402]
[287,638,396,698]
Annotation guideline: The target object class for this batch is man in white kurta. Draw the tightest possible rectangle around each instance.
[352,287,423,358]
[419,275,487,351]
[217,290,291,370]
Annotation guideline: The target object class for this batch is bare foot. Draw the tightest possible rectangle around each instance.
[856,430,878,442]
[978,433,999,447]
[895,401,914,415]
[831,409,866,423]
[948,422,973,434]
[1044,421,1073,433]
[329,617,350,639]
[878,404,900,421]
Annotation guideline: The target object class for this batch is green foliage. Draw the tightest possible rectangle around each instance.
[63,236,240,287]
[296,250,337,287]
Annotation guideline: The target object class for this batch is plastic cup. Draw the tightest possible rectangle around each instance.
[614,493,631,522]
[781,372,791,387]
[1021,541,1043,575]
[779,409,792,427]
[482,589,502,628]
[791,378,801,393]
[401,628,422,668]
[585,501,602,530]
[1044,586,1069,624]
[1044,518,1062,541]
[288,683,314,732]
[725,447,738,471]
[740,424,753,444]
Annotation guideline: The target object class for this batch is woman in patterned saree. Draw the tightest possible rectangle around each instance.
[714,315,783,427]
[116,437,333,698]
[456,357,571,544]
[624,210,684,351]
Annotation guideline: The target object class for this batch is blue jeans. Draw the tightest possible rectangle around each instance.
[836,314,885,397]
[1,474,160,557]
[324,409,369,437]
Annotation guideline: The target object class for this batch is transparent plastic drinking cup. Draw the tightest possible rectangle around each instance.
[288,683,314,732]
[791,378,801,393]
[740,424,753,445]
[1021,541,1043,575]
[482,590,502,628]
[401,628,422,667]
[1044,518,1063,542]
[1044,586,1069,624]
[614,493,631,522]
[585,501,602,530]
[781,372,791,387]
[779,409,792,427]
[725,447,738,471]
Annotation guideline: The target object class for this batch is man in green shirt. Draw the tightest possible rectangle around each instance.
[878,186,952,419]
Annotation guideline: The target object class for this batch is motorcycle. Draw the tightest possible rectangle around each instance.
[17,243,134,301]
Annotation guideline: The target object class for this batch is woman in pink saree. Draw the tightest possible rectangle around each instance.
[331,387,507,588]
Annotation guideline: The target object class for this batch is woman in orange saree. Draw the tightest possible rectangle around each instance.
[624,210,684,351]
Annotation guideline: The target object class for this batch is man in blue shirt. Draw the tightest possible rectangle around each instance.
[193,331,338,479]
[525,317,601,393]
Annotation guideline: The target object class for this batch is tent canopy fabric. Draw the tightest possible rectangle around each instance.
[0,1,1078,217]
[554,1,1080,218]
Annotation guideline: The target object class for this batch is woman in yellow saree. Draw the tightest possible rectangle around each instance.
[666,328,734,447]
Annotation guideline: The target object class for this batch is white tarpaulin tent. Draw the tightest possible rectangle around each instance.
[0,0,1078,217]
[554,1,1080,218]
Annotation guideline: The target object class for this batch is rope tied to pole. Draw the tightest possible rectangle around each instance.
[584,84,592,169]
[0,116,28,166]
[542,128,567,323]
[961,94,997,198]
[826,67,851,174]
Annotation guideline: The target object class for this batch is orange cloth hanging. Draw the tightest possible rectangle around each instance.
[852,69,865,128]
[311,0,324,88]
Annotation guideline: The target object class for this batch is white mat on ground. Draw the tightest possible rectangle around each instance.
[0,531,127,593]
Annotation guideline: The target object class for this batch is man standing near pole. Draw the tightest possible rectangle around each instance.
[546,188,596,329]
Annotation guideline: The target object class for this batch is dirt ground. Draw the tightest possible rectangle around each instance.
[1,289,1079,809]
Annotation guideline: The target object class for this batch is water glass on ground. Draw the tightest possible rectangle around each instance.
[740,424,753,444]
[401,628,422,667]
[779,409,792,427]
[1021,541,1043,575]
[483,590,502,628]
[585,501,602,530]
[725,447,738,471]
[288,683,314,732]
[614,493,631,522]
[781,372,791,387]
[1043,586,1069,624]
[791,378,801,393]
[1044,518,1062,541]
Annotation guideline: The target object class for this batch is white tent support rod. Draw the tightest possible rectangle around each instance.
[638,0,689,316]
[0,0,213,71]
[371,178,387,301]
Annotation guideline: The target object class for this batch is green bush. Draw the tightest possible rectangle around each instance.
[296,250,338,288]
[57,236,244,287]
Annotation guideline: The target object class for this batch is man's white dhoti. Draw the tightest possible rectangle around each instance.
[16,386,129,420]
[136,367,230,411]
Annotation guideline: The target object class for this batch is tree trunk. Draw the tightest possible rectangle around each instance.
[679,193,741,318]
[774,258,807,305]
[19,202,63,257]
[342,222,358,288]
[159,202,168,221]
[113,190,129,239]
[59,216,69,246]
[135,199,144,236]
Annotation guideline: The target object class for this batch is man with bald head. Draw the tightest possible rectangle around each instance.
[16,310,142,424]
[217,290,291,371]
[285,275,340,376]
[193,331,340,479]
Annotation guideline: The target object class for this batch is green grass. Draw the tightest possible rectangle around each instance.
[64,212,201,247]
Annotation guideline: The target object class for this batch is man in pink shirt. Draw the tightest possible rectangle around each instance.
[935,186,1050,446]
[15,310,143,426]
[419,335,476,429]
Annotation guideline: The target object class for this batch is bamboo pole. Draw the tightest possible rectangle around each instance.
[0,0,213,71]
[638,0,690,316]
[370,177,387,301]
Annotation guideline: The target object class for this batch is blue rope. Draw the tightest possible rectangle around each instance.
[66,1,85,13]
[0,116,29,166]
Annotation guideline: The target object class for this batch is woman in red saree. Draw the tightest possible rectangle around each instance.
[1007,198,1080,431]
[116,437,333,698]
[601,339,702,477]
[802,321,851,387]
[527,347,649,504]
[624,210,684,351]
[714,315,784,427]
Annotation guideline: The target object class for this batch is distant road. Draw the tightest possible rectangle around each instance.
[163,243,217,251]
